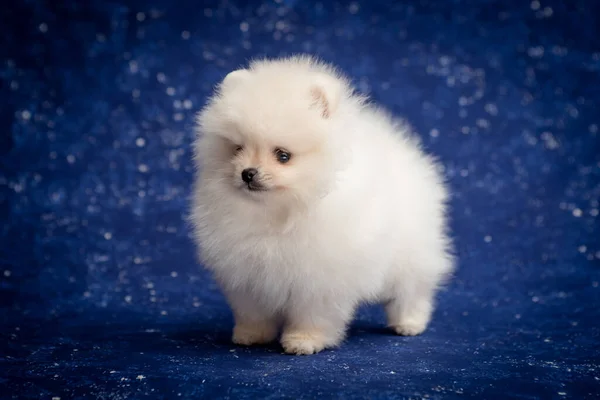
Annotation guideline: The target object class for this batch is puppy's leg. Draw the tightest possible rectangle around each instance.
[226,290,279,346]
[386,246,451,336]
[281,300,355,355]
[385,284,434,336]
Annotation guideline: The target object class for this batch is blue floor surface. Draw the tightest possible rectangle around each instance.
[1,0,599,398]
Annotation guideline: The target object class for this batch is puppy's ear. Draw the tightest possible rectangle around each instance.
[310,74,343,119]
[221,69,250,90]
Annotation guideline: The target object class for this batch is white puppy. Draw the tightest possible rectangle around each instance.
[190,55,454,355]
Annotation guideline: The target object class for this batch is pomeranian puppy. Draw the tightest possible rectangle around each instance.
[190,55,453,355]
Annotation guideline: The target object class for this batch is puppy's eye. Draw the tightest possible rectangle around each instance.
[274,148,291,164]
[234,145,243,154]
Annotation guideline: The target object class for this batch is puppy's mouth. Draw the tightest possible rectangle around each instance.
[245,182,269,192]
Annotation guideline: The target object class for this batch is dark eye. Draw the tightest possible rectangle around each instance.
[275,148,291,164]
[234,145,243,154]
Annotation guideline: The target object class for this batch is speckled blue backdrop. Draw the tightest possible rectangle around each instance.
[1,0,599,398]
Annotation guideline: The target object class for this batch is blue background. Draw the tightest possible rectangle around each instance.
[1,0,599,398]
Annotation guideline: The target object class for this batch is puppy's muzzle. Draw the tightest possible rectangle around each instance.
[241,168,267,191]
[241,168,258,184]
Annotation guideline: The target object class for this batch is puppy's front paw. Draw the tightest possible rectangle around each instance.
[391,319,428,336]
[232,322,277,346]
[280,331,328,355]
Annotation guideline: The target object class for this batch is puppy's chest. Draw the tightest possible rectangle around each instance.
[232,230,304,267]
[206,205,355,273]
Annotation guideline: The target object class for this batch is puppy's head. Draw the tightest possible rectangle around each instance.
[196,56,351,206]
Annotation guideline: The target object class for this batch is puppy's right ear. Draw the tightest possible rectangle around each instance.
[310,74,344,119]
[220,69,250,90]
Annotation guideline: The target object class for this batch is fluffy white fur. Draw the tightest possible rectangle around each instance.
[190,55,454,355]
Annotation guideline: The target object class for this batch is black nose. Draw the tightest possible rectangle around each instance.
[241,168,258,183]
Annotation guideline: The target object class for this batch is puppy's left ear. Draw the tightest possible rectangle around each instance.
[310,74,343,119]
[221,69,250,90]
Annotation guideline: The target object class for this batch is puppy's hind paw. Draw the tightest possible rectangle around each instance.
[391,320,428,336]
